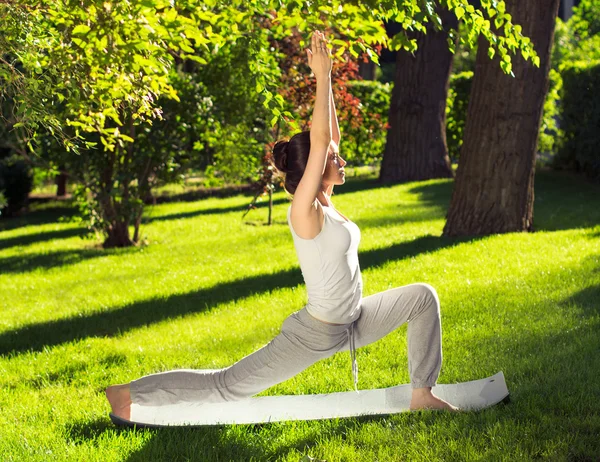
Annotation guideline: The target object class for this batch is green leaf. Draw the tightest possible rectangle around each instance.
[72,24,90,35]
[455,6,465,20]
[488,47,495,59]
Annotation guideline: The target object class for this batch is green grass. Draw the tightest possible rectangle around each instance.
[1,169,599,461]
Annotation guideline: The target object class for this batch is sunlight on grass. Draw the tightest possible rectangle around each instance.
[0,170,599,461]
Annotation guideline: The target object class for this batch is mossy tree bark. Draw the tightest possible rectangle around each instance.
[443,0,560,237]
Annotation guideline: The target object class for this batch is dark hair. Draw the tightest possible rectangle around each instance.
[272,131,311,195]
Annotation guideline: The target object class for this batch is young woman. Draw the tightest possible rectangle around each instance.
[106,31,457,419]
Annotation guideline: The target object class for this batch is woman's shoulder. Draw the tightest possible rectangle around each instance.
[288,199,326,240]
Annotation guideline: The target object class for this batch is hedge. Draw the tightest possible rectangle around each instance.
[554,60,600,181]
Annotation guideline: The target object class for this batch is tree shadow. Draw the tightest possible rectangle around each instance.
[0,205,77,233]
[0,269,303,356]
[359,234,478,270]
[0,247,115,274]
[0,235,469,356]
[144,197,290,224]
[0,227,87,251]
[533,170,600,231]
[404,180,453,211]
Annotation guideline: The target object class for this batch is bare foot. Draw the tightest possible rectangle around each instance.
[409,388,460,412]
[105,384,132,420]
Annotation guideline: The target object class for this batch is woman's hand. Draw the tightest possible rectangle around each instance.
[306,31,332,80]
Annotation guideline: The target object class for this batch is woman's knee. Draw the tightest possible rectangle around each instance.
[412,283,440,310]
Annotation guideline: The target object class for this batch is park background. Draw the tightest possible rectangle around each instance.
[1,0,599,460]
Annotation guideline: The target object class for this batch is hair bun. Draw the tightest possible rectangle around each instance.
[273,140,290,173]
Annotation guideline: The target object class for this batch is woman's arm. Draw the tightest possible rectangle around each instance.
[330,81,340,145]
[291,31,332,221]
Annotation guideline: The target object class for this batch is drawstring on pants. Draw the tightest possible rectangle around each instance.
[348,322,358,392]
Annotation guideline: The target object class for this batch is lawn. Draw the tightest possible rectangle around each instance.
[0,169,599,461]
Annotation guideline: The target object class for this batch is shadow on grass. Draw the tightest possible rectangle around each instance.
[0,234,476,356]
[0,247,119,274]
[0,205,77,233]
[143,197,290,224]
[534,170,600,231]
[0,227,87,252]
[0,269,302,356]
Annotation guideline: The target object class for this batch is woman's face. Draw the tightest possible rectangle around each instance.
[322,141,347,185]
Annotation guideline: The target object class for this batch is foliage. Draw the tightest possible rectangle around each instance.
[537,68,562,156]
[445,71,473,162]
[0,0,541,151]
[552,19,600,71]
[344,80,391,166]
[0,0,543,246]
[0,156,33,217]
[569,0,600,39]
[548,0,600,172]
[554,61,600,181]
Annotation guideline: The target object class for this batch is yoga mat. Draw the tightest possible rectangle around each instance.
[110,371,509,428]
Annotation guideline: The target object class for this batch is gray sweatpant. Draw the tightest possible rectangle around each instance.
[130,283,442,406]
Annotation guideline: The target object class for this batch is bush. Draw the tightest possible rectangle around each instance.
[554,61,600,181]
[0,157,33,217]
[344,80,391,166]
[446,71,473,163]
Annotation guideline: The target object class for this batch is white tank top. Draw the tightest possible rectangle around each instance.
[287,202,363,324]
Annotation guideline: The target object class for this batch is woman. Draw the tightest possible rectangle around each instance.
[106,31,457,420]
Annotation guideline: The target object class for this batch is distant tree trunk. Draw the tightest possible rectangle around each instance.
[379,8,457,183]
[55,165,67,197]
[443,0,560,237]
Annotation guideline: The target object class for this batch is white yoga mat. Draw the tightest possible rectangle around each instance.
[112,371,509,427]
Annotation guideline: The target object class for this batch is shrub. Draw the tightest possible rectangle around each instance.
[344,80,391,166]
[554,61,600,181]
[446,71,473,163]
[0,157,33,217]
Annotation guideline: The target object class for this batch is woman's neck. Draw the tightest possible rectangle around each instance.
[317,187,333,206]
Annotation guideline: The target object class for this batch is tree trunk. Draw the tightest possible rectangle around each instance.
[55,166,67,197]
[103,220,133,248]
[443,0,560,237]
[379,9,457,183]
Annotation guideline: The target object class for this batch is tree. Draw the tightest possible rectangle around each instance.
[379,8,457,183]
[0,0,540,246]
[443,0,561,237]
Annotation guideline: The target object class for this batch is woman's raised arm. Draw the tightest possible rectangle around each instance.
[330,79,340,146]
[290,31,332,220]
